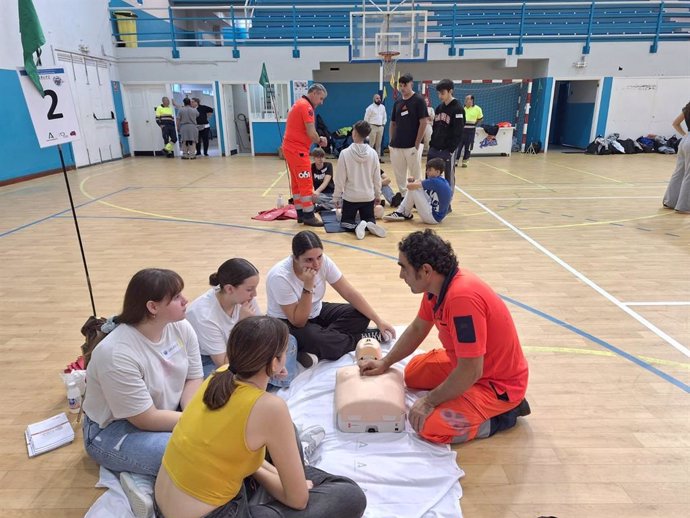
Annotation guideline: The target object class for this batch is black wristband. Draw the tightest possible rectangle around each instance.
[302,287,313,295]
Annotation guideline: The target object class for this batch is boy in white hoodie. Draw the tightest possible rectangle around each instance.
[333,120,387,240]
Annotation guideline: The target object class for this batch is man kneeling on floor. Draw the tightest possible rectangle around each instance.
[359,230,530,444]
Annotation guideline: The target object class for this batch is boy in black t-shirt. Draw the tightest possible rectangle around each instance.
[389,73,428,204]
[311,147,335,211]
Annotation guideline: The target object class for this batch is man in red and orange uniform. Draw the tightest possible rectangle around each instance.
[360,229,530,444]
[283,83,329,226]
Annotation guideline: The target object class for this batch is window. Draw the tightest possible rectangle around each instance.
[249,83,290,121]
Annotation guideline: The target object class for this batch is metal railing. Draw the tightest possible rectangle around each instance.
[109,1,690,58]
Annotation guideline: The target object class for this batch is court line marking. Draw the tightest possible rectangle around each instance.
[0,187,131,239]
[478,196,659,201]
[624,302,690,307]
[522,346,690,370]
[505,296,690,393]
[53,211,690,393]
[262,169,288,197]
[549,161,627,183]
[456,185,690,358]
[475,160,550,189]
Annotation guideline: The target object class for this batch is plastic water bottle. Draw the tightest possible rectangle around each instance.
[67,382,81,414]
[276,194,285,208]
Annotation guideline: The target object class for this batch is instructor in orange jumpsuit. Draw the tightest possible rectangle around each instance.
[283,83,329,226]
[360,229,530,444]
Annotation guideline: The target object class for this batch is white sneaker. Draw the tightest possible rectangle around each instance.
[355,220,367,240]
[366,221,387,238]
[300,425,326,466]
[120,472,154,518]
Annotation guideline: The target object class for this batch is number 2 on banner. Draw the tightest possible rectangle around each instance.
[17,67,80,148]
[44,89,64,120]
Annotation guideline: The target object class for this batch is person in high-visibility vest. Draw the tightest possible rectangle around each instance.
[456,95,484,168]
[155,97,177,158]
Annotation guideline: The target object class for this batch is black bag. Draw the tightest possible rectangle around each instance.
[667,136,680,153]
[619,139,636,154]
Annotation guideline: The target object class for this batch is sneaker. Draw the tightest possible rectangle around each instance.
[366,221,386,238]
[391,192,403,208]
[302,216,324,227]
[383,211,413,222]
[355,220,367,240]
[297,351,318,369]
[299,425,326,466]
[119,472,154,518]
[516,398,531,417]
[461,160,468,168]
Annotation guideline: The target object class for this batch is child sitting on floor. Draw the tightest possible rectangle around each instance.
[383,157,452,225]
[311,147,335,211]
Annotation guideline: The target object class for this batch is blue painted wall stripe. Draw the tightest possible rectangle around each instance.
[111,80,130,156]
[1,68,76,183]
[596,76,613,137]
[215,81,226,156]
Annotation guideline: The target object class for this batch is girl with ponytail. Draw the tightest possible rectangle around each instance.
[186,258,299,387]
[155,316,366,518]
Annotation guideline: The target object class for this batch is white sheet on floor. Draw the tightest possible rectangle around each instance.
[85,332,464,518]
[280,342,464,518]
[85,466,136,518]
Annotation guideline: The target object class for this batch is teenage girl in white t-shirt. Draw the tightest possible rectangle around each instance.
[186,258,298,387]
[82,268,204,516]
[266,231,396,362]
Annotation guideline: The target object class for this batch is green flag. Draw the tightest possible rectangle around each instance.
[19,0,46,96]
[259,63,269,89]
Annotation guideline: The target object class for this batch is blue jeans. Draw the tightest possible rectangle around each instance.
[201,335,299,389]
[82,414,170,476]
[381,184,394,204]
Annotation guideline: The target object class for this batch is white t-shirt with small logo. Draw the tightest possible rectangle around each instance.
[83,320,203,428]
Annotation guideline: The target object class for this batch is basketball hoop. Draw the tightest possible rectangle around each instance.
[378,50,400,82]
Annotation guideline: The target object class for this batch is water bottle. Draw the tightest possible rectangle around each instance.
[276,194,285,208]
[67,382,81,414]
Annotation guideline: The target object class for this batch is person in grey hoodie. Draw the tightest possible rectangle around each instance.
[333,120,387,240]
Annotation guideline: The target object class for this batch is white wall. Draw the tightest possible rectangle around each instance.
[606,77,690,139]
[1,0,116,71]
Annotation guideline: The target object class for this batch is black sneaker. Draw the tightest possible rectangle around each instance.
[391,192,403,208]
[383,211,413,222]
[302,216,324,227]
[516,398,531,417]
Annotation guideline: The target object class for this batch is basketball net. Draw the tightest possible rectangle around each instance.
[379,50,400,86]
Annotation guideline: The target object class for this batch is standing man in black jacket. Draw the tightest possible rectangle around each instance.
[193,97,214,156]
[427,80,465,209]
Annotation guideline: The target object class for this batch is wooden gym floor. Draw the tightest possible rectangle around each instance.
[0,150,688,517]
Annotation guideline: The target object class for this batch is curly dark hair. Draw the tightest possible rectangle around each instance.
[398,230,458,275]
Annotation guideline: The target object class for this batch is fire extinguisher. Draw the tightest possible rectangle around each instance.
[122,118,130,137]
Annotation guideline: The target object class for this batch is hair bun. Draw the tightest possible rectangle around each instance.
[209,272,219,286]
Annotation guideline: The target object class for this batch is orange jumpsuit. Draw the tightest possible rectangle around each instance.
[405,268,529,444]
[283,97,317,214]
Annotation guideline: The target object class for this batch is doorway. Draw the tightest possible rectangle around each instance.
[549,80,598,149]
[58,52,122,167]
[173,83,220,157]
[123,84,169,156]
[223,84,252,155]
